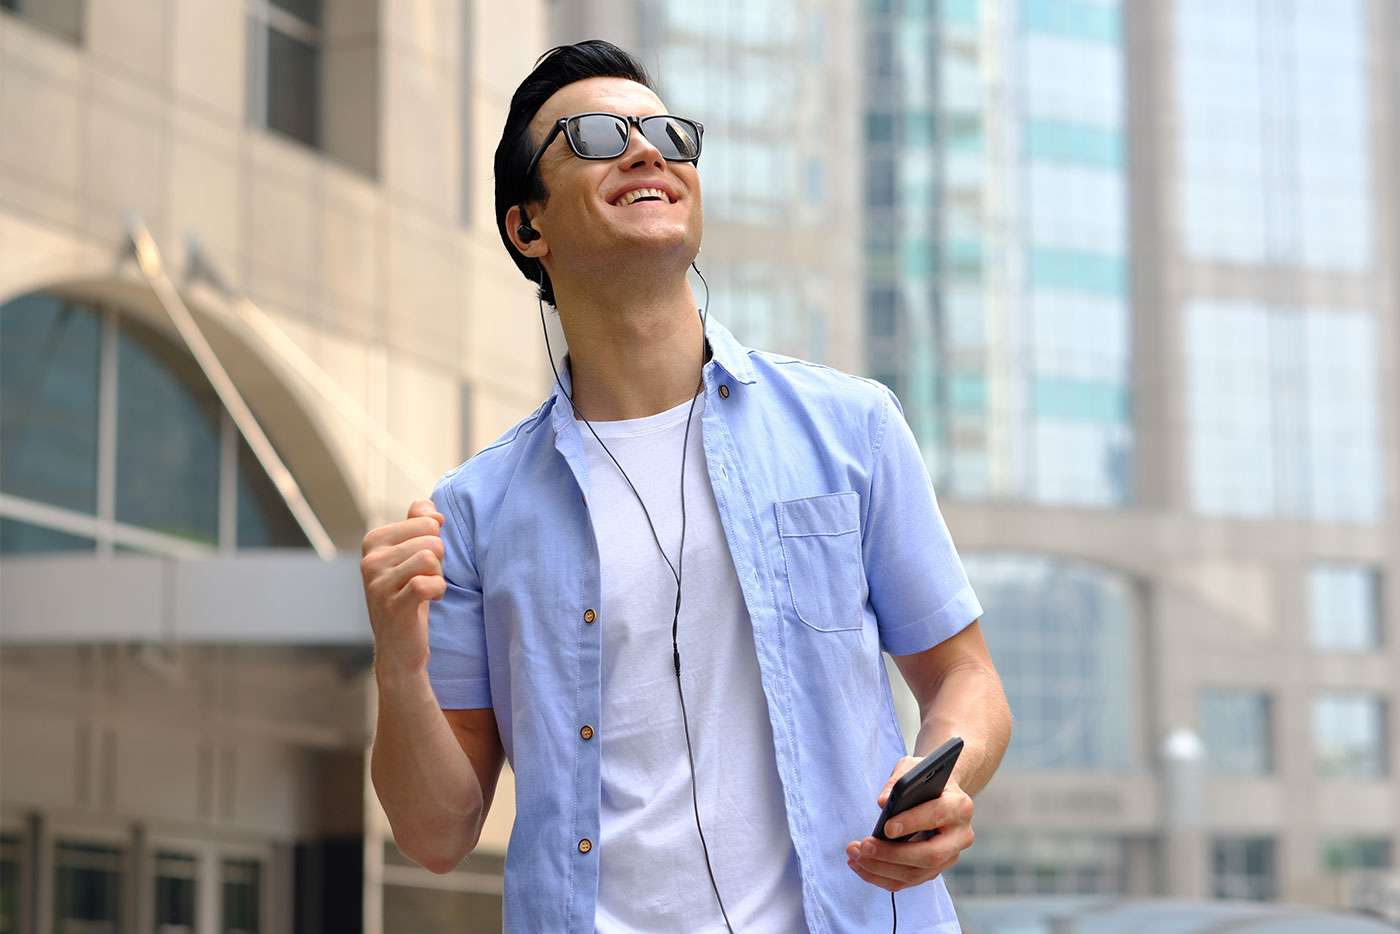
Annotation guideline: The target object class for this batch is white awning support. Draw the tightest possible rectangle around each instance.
[126,216,337,561]
[184,236,439,495]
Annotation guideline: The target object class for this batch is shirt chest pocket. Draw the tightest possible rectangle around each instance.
[776,492,866,632]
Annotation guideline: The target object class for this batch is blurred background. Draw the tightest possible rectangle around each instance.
[0,0,1396,932]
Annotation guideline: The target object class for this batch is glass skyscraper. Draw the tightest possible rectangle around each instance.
[866,0,1131,507]
[554,0,1399,909]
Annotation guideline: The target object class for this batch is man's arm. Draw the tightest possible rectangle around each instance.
[846,620,1011,891]
[370,678,505,872]
[363,500,506,873]
[892,619,1010,796]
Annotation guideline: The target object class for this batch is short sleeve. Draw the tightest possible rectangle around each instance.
[425,479,492,709]
[863,389,983,656]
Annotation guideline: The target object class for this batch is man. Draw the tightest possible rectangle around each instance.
[361,40,1010,933]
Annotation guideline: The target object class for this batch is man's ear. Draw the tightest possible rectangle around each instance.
[506,204,547,257]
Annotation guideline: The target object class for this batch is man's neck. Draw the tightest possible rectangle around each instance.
[553,277,705,422]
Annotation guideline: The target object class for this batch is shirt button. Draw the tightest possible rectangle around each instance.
[719,385,730,399]
[578,838,593,854]
[580,725,594,740]
[584,608,597,624]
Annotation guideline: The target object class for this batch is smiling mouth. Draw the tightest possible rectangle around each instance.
[613,187,673,206]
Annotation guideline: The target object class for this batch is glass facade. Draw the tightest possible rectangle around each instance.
[154,852,197,934]
[1313,693,1388,778]
[1308,564,1382,650]
[866,0,1131,506]
[0,293,101,515]
[947,833,1127,896]
[1185,302,1382,523]
[1322,837,1393,872]
[1176,0,1372,269]
[222,859,261,934]
[651,0,835,363]
[115,316,222,545]
[52,842,123,934]
[0,293,309,555]
[962,553,1135,771]
[0,834,19,934]
[1199,690,1272,776]
[1212,837,1277,901]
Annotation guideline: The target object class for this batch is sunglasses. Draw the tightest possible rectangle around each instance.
[523,112,704,182]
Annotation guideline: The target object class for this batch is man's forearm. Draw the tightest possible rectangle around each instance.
[371,667,487,873]
[912,660,1011,797]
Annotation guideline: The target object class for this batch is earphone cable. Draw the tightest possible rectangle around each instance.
[536,262,735,933]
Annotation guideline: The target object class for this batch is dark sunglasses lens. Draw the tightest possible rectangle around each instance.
[567,114,629,157]
[642,117,701,160]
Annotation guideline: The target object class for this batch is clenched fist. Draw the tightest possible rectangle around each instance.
[361,500,448,677]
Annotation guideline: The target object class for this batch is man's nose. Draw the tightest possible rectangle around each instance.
[621,122,664,168]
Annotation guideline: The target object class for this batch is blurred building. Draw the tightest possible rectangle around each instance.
[880,0,1400,915]
[2,2,1397,934]
[1,0,552,931]
[565,0,1400,918]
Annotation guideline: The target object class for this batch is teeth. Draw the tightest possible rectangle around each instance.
[615,187,669,206]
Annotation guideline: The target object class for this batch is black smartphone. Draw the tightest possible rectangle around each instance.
[871,736,964,843]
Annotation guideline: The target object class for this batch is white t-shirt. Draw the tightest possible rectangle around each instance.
[580,394,806,933]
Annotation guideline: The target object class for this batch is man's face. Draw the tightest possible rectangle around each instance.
[521,77,703,276]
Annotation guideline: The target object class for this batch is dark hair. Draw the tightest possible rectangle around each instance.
[494,40,655,306]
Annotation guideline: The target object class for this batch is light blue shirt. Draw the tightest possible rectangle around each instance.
[428,319,982,933]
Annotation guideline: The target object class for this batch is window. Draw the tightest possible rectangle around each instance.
[53,842,123,934]
[1323,837,1393,872]
[115,316,221,544]
[1212,837,1277,900]
[0,833,22,934]
[1314,693,1387,778]
[1175,0,1372,269]
[963,554,1135,771]
[247,0,322,148]
[1200,690,1272,775]
[867,289,899,339]
[946,833,1127,896]
[866,158,896,209]
[0,293,310,555]
[154,852,198,934]
[0,294,100,515]
[1027,247,1127,297]
[1309,565,1382,650]
[0,0,82,42]
[222,859,261,934]
[1023,0,1121,44]
[1185,303,1382,523]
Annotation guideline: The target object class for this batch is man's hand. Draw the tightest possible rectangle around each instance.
[845,755,975,892]
[361,500,448,677]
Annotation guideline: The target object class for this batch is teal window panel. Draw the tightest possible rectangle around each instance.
[947,113,984,153]
[901,239,938,278]
[1026,119,1123,168]
[942,0,978,27]
[1032,376,1130,422]
[946,238,984,276]
[866,112,895,144]
[950,371,988,412]
[906,0,936,17]
[1023,0,1120,43]
[905,111,937,148]
[1028,247,1127,295]
[865,240,898,278]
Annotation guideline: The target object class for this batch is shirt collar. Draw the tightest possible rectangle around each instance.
[701,315,757,387]
[545,312,757,433]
